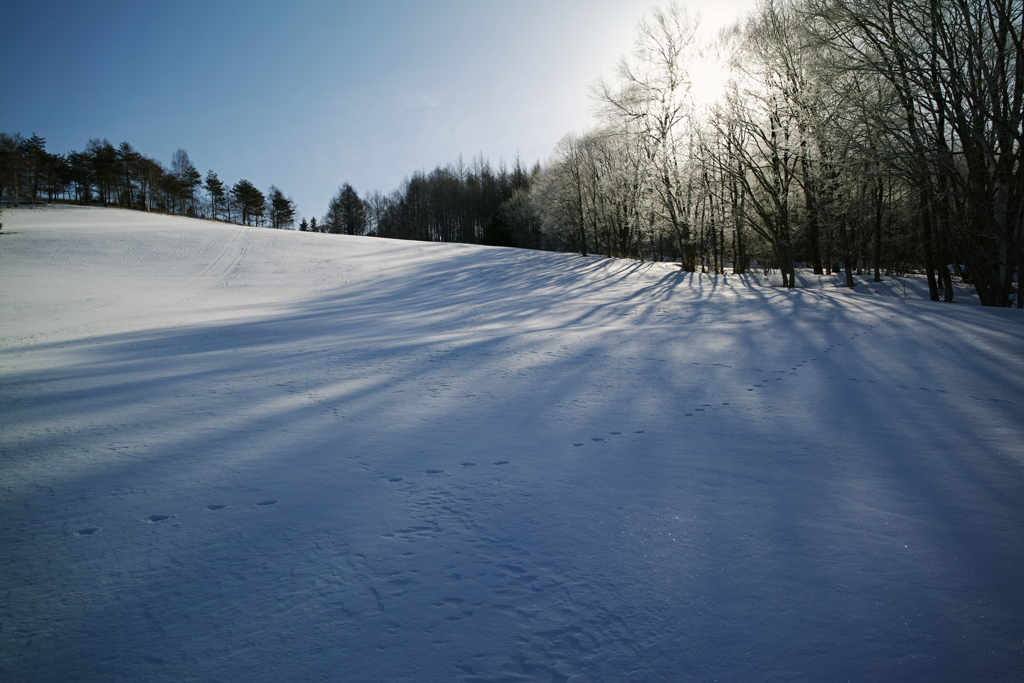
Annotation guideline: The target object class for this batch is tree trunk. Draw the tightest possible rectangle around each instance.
[840,213,854,287]
[873,177,883,282]
[921,194,939,300]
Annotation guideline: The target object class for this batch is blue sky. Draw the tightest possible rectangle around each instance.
[3,0,755,220]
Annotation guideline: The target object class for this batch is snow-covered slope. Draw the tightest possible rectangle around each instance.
[2,206,1022,682]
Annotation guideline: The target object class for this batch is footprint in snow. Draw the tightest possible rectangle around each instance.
[146,515,170,523]
[388,477,403,482]
[77,527,99,535]
[494,461,509,465]
[424,469,444,475]
[206,504,227,510]
[433,597,466,606]
[461,462,477,467]
[573,443,584,447]
[634,430,645,433]
[609,431,622,435]
[592,437,605,442]
[255,500,277,506]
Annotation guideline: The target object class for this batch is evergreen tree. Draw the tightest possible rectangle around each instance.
[0,133,23,205]
[42,151,69,202]
[66,150,91,204]
[21,133,46,206]
[267,185,296,229]
[171,148,201,215]
[482,212,516,247]
[85,139,119,205]
[116,141,140,208]
[204,170,226,220]
[231,179,263,226]
[137,156,163,211]
[324,183,367,235]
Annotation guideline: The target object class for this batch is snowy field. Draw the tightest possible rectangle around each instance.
[1,205,1022,682]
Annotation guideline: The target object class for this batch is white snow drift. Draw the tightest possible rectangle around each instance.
[1,206,1022,682]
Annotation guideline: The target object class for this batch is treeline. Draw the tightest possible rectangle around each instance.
[340,0,1020,308]
[532,0,1022,307]
[309,156,547,249]
[0,134,297,229]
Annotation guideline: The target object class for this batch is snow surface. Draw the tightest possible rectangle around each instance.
[1,205,1022,682]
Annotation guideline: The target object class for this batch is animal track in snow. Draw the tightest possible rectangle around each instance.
[76,527,98,535]
[389,477,403,482]
[494,461,509,465]
[425,469,444,475]
[255,500,277,506]
[146,515,170,523]
[206,504,227,510]
[591,437,605,442]
[461,462,476,467]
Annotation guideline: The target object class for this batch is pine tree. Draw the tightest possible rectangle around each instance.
[85,139,119,206]
[116,141,140,208]
[267,185,296,229]
[22,133,46,206]
[231,179,263,226]
[0,133,22,205]
[324,183,367,235]
[171,149,201,216]
[204,170,226,220]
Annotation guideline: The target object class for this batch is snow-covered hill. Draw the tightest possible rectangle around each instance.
[2,206,1022,681]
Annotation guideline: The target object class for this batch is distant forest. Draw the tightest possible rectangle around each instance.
[0,136,298,230]
[2,0,1021,308]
